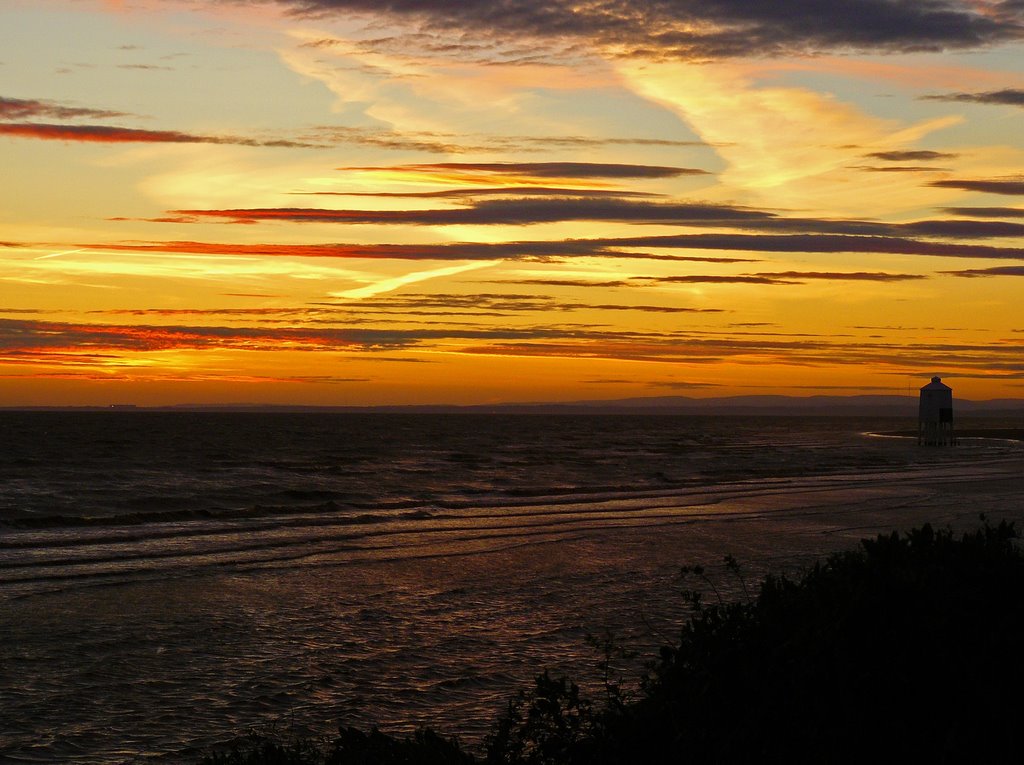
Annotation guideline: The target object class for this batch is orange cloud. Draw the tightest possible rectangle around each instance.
[0,122,317,147]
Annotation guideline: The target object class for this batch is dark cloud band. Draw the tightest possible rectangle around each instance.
[82,230,1024,261]
[942,207,1024,219]
[0,96,130,121]
[923,88,1024,107]
[166,198,1024,238]
[930,179,1024,195]
[864,150,957,161]
[941,265,1024,278]
[339,161,708,179]
[272,0,1024,58]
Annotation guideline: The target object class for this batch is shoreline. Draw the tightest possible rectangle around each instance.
[874,428,1024,442]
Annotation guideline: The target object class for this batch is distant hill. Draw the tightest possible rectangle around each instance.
[7,394,1023,417]
[531,394,1024,417]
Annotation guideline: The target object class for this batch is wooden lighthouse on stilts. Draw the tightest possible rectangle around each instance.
[918,376,956,446]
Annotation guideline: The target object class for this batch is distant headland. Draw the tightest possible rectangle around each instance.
[3,394,1024,417]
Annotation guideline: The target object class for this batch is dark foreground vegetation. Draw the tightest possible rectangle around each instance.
[202,520,1024,764]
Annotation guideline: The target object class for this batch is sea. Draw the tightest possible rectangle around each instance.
[2,411,1023,764]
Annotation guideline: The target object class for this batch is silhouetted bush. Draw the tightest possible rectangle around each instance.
[201,520,1024,765]
[593,519,1024,764]
[203,726,472,765]
[202,730,325,765]
[485,672,598,765]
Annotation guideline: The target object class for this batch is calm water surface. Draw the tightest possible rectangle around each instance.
[1,412,1022,763]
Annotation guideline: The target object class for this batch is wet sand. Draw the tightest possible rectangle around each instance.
[877,428,1024,442]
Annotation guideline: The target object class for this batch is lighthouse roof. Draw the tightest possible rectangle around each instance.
[920,376,952,392]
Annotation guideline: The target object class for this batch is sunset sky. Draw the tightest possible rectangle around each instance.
[2,0,1023,406]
